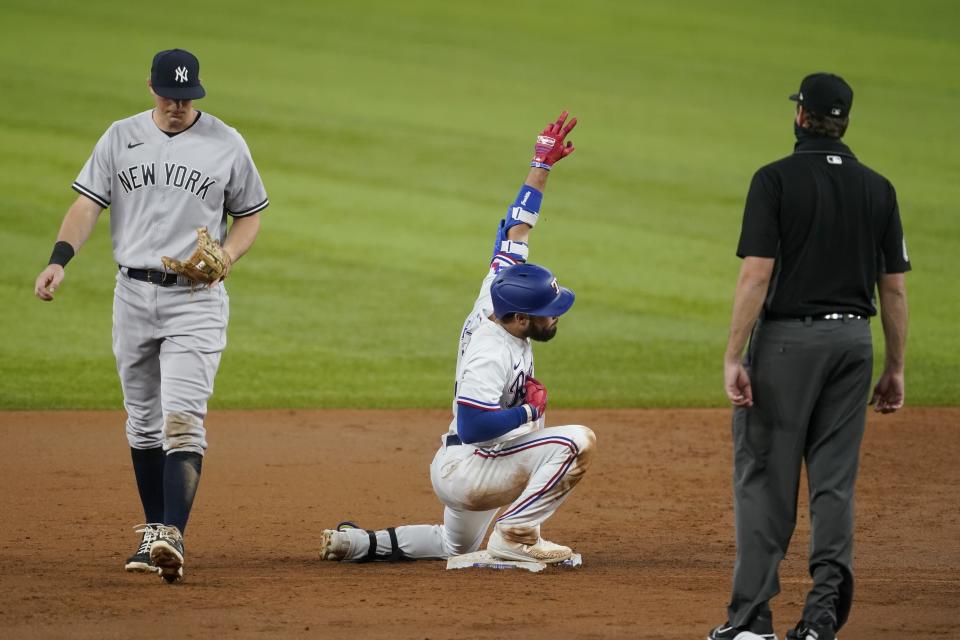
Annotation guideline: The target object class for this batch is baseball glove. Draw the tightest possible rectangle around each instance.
[161,227,229,286]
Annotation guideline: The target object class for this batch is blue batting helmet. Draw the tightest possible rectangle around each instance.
[490,263,575,319]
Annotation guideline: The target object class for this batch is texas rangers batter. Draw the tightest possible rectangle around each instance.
[318,112,595,564]
[33,49,268,583]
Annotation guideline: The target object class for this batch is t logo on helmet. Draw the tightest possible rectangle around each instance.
[550,278,560,295]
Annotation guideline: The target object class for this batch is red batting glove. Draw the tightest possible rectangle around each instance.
[531,111,577,169]
[524,376,548,420]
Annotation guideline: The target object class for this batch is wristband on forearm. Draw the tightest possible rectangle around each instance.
[530,161,552,171]
[507,184,542,228]
[48,241,75,268]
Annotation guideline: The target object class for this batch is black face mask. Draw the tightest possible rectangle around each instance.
[794,120,829,147]
[793,119,817,142]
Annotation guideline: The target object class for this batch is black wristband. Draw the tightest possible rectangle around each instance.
[49,241,75,268]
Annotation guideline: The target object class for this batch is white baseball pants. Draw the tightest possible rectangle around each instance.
[339,424,596,560]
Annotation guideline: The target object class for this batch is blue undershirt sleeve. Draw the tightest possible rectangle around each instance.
[456,404,529,444]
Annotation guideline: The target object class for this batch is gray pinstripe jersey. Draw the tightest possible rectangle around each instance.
[73,110,268,269]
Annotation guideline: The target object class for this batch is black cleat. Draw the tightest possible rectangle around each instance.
[708,613,777,640]
[150,525,185,583]
[125,524,162,574]
[785,620,836,640]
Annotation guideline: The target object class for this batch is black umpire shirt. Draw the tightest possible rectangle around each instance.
[737,134,911,317]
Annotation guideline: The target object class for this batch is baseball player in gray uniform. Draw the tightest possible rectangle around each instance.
[34,49,268,583]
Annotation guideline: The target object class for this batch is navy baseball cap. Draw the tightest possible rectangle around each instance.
[789,72,852,118]
[151,49,205,100]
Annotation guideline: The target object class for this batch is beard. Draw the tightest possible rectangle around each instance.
[528,323,558,342]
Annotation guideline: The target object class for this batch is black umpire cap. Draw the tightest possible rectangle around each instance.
[789,72,852,118]
[151,49,205,100]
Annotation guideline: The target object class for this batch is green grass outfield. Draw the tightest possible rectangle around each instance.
[1,0,957,409]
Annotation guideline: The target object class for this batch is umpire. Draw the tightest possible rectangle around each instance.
[709,73,911,640]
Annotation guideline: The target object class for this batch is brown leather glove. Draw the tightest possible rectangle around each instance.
[161,227,229,286]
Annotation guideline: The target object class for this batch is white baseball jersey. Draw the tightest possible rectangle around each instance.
[449,268,543,446]
[73,110,269,268]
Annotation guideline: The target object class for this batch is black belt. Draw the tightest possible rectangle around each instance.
[765,312,867,322]
[121,267,183,287]
[445,434,462,447]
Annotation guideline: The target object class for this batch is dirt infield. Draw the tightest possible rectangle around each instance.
[1,408,956,639]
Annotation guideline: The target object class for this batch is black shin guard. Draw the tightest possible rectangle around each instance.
[359,527,410,563]
[163,451,203,533]
[130,447,165,523]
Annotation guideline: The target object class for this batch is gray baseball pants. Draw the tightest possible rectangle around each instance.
[727,317,872,632]
[112,271,229,456]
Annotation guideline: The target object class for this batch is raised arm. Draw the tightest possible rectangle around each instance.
[34,195,103,301]
[504,167,547,246]
[456,113,579,440]
[491,111,577,269]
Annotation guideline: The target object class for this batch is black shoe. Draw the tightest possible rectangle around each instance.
[150,524,185,583]
[124,524,162,573]
[708,614,777,640]
[785,621,836,640]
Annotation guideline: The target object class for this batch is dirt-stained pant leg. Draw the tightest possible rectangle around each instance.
[157,284,229,455]
[491,425,596,544]
[339,425,597,562]
[113,273,164,449]
[441,425,597,546]
[373,508,499,560]
[332,445,500,561]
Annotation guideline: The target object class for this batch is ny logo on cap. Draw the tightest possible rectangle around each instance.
[830,107,842,116]
[175,66,189,83]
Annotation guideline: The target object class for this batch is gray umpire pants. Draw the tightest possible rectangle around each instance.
[727,317,872,632]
